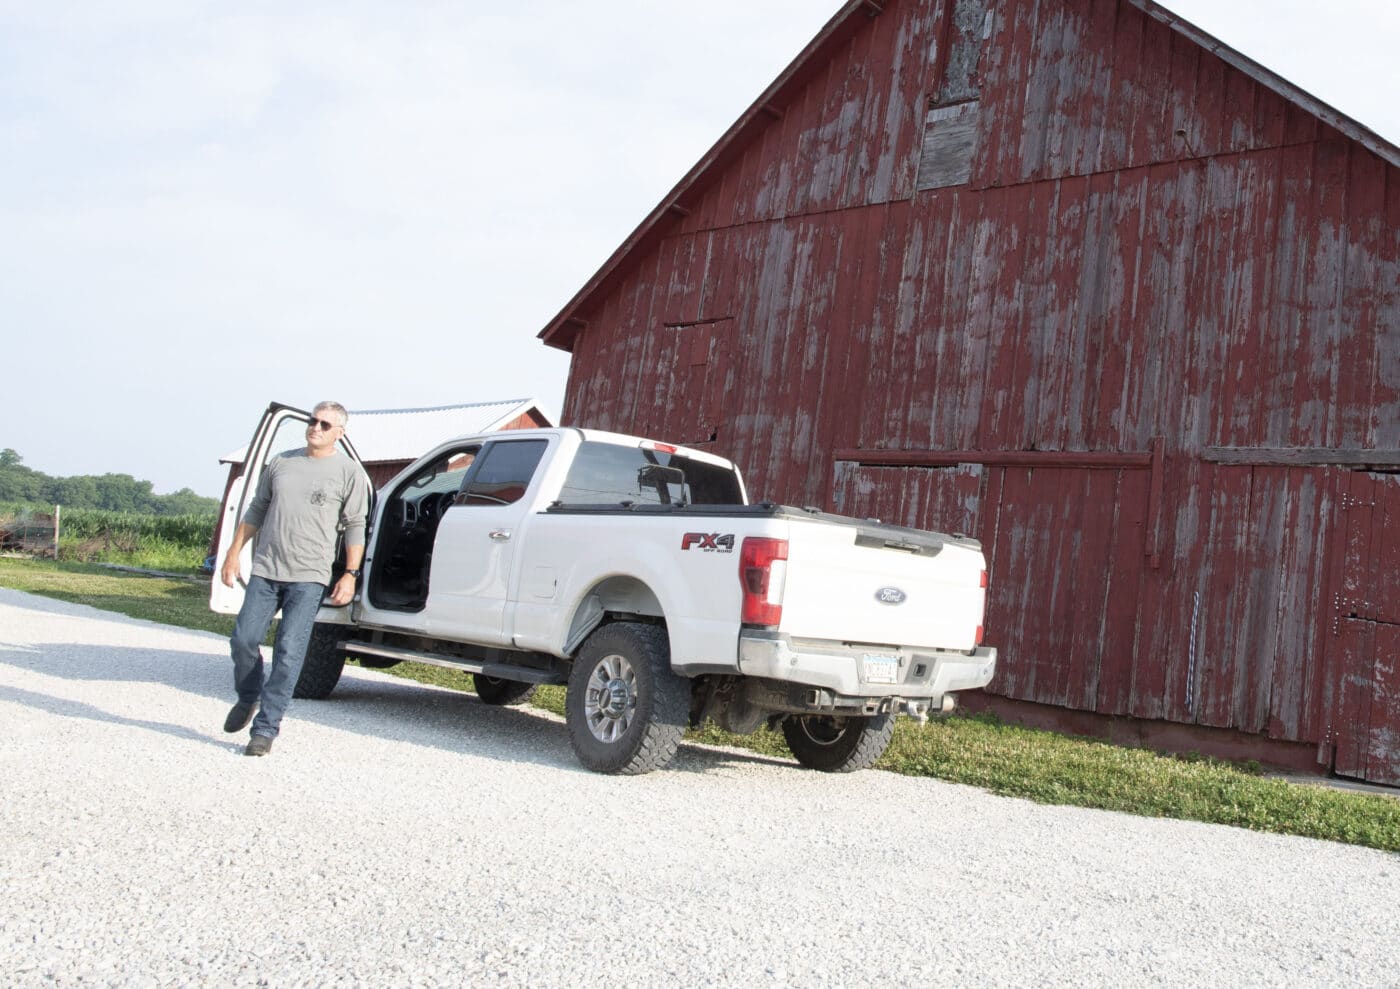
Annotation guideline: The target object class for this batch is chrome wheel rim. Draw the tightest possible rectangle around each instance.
[584,652,637,744]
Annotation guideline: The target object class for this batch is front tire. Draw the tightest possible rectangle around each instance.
[293,623,346,699]
[782,713,895,772]
[473,674,538,707]
[565,623,689,775]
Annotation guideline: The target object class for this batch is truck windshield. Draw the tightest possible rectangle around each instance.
[557,441,743,506]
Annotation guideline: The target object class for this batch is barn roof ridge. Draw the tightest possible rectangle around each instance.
[537,0,1400,353]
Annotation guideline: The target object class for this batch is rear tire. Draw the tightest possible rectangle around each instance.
[565,623,689,775]
[473,674,538,707]
[293,623,346,699]
[782,713,895,772]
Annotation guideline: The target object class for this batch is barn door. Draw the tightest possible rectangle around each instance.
[1326,471,1400,785]
[982,466,1150,713]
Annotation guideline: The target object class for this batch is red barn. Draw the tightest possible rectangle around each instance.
[539,0,1400,783]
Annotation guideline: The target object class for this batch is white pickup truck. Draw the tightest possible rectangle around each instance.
[212,403,996,774]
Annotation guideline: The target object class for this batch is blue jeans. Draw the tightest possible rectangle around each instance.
[229,575,326,738]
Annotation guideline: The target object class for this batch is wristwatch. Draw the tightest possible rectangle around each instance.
[344,568,361,578]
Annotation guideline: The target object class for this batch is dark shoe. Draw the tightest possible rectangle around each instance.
[244,734,274,757]
[223,701,257,733]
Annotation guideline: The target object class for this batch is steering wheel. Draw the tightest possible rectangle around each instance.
[432,491,457,518]
[419,491,457,522]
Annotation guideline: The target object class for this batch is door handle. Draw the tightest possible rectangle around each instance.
[489,529,512,542]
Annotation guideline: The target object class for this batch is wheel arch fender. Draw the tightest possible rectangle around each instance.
[561,574,668,656]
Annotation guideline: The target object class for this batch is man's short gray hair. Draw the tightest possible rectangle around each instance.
[313,401,349,428]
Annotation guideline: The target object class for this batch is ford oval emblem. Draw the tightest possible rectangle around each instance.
[875,587,907,605]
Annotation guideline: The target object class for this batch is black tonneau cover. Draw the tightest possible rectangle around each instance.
[543,502,981,552]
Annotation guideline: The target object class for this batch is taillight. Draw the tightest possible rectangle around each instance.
[739,537,788,625]
[980,570,989,589]
[976,624,984,645]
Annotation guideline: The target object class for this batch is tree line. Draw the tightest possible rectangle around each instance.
[0,449,218,516]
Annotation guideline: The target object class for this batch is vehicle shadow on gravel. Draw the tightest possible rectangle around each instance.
[0,642,574,766]
[0,642,261,751]
[323,673,798,776]
[667,744,798,774]
[0,642,799,774]
[314,675,585,770]
[0,681,219,746]
[0,642,229,696]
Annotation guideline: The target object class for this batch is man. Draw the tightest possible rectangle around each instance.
[220,401,370,756]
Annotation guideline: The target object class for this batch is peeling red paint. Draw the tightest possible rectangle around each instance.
[546,0,1400,782]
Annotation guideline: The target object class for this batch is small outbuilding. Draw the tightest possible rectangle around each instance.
[539,0,1400,782]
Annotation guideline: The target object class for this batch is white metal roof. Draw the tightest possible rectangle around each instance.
[219,399,553,465]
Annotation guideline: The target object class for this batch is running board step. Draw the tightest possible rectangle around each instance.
[340,640,566,685]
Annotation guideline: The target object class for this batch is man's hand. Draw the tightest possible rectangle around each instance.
[328,572,356,606]
[221,524,257,589]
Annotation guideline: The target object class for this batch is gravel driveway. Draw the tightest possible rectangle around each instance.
[2,587,1397,987]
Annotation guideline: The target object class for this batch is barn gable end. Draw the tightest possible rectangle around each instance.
[542,0,1400,783]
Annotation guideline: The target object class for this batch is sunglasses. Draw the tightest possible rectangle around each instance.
[308,418,341,432]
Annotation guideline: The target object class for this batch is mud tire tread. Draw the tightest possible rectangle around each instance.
[292,623,346,700]
[565,622,688,775]
[473,674,539,707]
[782,713,896,773]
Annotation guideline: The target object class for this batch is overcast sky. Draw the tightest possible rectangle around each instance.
[2,1,1396,498]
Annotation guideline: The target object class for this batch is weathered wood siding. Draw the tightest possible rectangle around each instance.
[555,0,1400,780]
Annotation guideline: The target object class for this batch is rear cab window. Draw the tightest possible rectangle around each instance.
[556,441,744,506]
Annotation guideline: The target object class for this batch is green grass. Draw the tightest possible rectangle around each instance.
[0,557,234,636]
[3,556,1397,852]
[60,535,208,573]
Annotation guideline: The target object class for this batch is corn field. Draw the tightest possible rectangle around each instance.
[0,503,217,571]
[55,508,216,547]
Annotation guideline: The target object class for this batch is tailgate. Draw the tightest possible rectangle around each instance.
[777,517,986,652]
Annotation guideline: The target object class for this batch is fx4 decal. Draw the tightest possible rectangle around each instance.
[681,532,736,553]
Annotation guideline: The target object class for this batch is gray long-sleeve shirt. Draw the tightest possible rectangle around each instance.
[241,450,370,584]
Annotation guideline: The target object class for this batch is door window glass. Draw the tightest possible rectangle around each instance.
[459,440,547,506]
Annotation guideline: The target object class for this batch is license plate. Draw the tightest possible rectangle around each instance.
[862,653,900,684]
